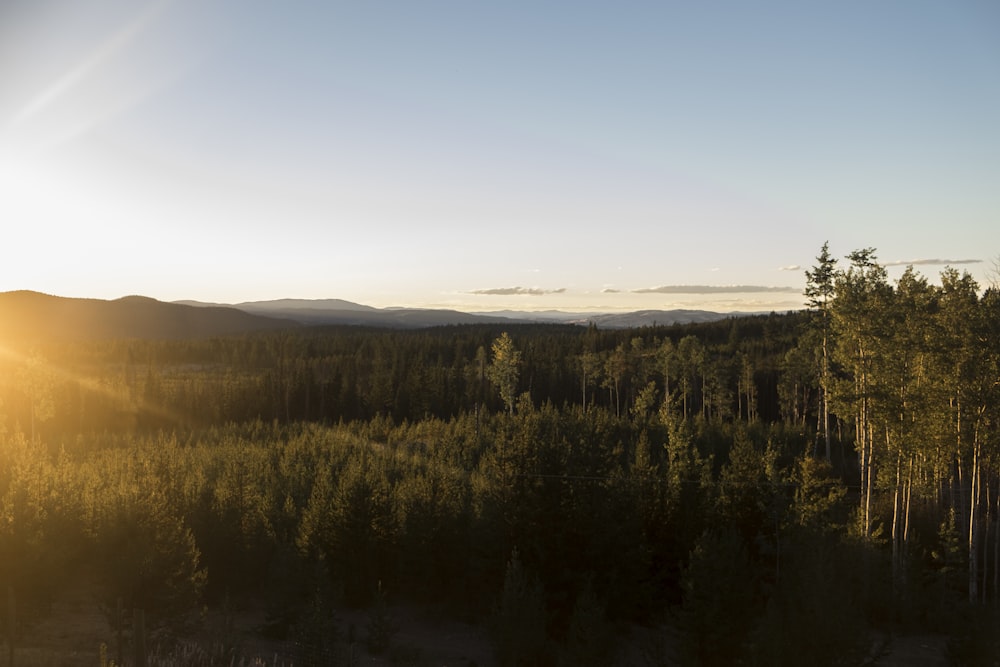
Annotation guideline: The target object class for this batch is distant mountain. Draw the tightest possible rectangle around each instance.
[566,309,733,329]
[177,299,742,329]
[0,291,746,342]
[478,309,733,328]
[0,291,296,341]
[181,298,527,328]
[238,298,378,313]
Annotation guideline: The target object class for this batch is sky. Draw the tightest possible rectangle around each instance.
[1,1,998,313]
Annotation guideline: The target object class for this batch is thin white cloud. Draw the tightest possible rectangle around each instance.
[468,286,566,296]
[779,265,801,271]
[602,288,622,294]
[882,258,981,267]
[632,285,800,294]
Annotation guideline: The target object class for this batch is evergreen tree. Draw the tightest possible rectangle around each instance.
[491,548,548,667]
[804,241,837,460]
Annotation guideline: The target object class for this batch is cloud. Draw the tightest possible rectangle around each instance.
[468,286,566,296]
[602,288,622,294]
[632,285,800,294]
[882,258,981,267]
[779,265,801,271]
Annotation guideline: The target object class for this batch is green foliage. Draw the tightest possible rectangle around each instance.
[491,548,548,667]
[752,534,869,666]
[789,457,848,533]
[715,428,770,540]
[94,476,206,626]
[487,333,522,415]
[932,508,966,605]
[0,434,87,622]
[0,263,998,656]
[678,528,759,666]
[292,589,341,666]
[560,583,615,667]
[366,582,398,655]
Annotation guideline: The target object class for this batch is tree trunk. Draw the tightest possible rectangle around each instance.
[994,482,999,604]
[982,478,990,603]
[822,333,831,461]
[904,455,914,547]
[969,437,980,603]
[865,423,874,540]
[891,445,903,588]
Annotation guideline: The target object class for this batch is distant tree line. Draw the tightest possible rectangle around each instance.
[0,314,800,439]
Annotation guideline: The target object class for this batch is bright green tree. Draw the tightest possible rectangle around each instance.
[487,333,522,415]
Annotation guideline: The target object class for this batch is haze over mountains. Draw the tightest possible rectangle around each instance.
[174,298,521,328]
[0,291,744,342]
[178,298,740,329]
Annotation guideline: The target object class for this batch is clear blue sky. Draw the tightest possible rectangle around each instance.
[2,0,997,312]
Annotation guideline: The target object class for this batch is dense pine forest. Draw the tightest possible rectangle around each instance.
[1,246,999,665]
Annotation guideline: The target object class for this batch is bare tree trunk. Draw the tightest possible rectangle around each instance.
[969,437,980,603]
[802,384,809,429]
[994,482,999,604]
[982,478,990,603]
[904,455,914,546]
[865,423,875,539]
[891,444,903,587]
[737,374,743,421]
[856,351,873,538]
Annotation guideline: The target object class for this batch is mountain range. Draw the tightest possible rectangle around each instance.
[0,291,740,342]
[0,291,291,341]
[177,298,738,329]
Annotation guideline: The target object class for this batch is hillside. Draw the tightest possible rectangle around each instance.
[0,291,296,341]
[1,291,763,341]
[181,298,738,329]
[235,302,524,327]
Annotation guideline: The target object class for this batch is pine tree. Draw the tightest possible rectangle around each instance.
[804,242,837,460]
[490,547,547,667]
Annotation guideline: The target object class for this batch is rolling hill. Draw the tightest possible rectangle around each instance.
[0,291,296,341]
[180,299,737,329]
[179,298,530,328]
[1,291,745,342]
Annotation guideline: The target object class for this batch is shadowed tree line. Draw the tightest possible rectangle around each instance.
[0,244,998,664]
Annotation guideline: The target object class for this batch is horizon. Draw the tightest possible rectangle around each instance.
[5,285,794,315]
[2,2,997,311]
[6,265,997,318]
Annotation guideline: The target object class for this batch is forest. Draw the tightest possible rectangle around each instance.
[1,245,999,666]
